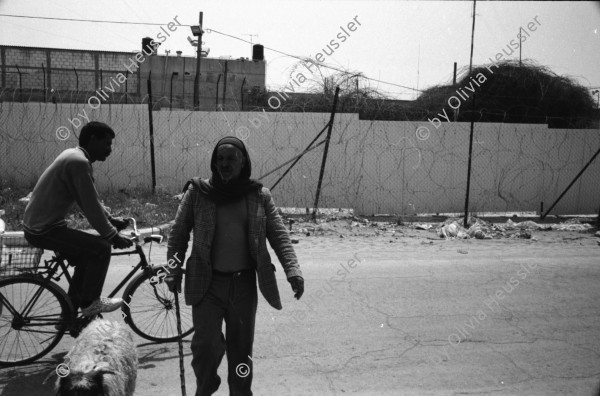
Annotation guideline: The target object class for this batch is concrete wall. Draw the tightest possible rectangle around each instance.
[0,45,265,110]
[139,55,265,110]
[1,102,598,215]
[0,46,266,110]
[0,45,139,103]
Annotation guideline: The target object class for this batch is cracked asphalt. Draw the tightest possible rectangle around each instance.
[1,224,599,395]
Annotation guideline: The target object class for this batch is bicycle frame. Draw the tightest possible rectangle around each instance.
[61,218,161,300]
[0,218,192,366]
[1,218,162,322]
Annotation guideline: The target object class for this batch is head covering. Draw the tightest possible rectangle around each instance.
[192,136,263,203]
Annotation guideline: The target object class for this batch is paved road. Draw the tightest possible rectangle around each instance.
[1,228,599,395]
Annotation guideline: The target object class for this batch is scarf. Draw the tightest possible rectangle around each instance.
[184,136,263,203]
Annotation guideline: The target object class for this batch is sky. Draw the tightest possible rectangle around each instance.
[0,0,599,101]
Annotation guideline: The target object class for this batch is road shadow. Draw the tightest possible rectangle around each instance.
[0,340,192,396]
[137,340,193,369]
[0,351,67,396]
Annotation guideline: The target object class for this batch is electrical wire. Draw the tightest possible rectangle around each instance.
[0,13,187,26]
[0,13,421,93]
[207,28,421,93]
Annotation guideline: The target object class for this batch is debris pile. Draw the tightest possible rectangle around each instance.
[281,210,597,242]
[434,217,595,240]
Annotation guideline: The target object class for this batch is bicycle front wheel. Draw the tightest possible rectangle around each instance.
[122,267,193,342]
[0,275,72,366]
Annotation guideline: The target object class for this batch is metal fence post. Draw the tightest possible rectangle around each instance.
[463,93,476,228]
[15,65,22,102]
[147,72,157,193]
[541,146,600,219]
[41,63,46,102]
[312,86,340,221]
[73,67,78,103]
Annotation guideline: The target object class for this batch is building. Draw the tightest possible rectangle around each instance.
[0,40,266,110]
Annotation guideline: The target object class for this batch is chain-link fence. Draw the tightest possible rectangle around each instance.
[1,100,599,216]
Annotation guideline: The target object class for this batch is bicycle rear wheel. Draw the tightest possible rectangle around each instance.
[122,267,193,342]
[0,275,73,366]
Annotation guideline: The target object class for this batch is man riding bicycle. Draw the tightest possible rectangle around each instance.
[23,121,133,317]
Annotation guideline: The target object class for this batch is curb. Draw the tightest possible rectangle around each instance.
[0,221,176,243]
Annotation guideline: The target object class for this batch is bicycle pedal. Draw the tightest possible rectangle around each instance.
[69,328,81,338]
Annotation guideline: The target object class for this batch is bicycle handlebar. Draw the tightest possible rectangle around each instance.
[127,217,139,237]
[124,217,163,245]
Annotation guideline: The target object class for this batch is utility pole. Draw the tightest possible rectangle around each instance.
[464,0,477,228]
[192,12,204,110]
[468,1,476,74]
[519,27,523,66]
[416,43,420,99]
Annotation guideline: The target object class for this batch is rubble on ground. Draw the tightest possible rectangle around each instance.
[281,210,597,241]
[433,216,595,240]
[415,224,433,230]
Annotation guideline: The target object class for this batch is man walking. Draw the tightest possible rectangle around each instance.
[166,136,304,395]
[23,121,133,317]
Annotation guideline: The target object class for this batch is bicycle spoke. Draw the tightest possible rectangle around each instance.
[124,271,194,341]
[0,276,68,365]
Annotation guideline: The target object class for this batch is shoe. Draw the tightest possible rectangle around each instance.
[81,297,123,317]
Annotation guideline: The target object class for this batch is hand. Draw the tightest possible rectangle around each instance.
[111,233,133,249]
[288,276,304,300]
[110,217,130,231]
[165,267,183,293]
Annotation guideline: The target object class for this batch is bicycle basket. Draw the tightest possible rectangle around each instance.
[0,232,43,277]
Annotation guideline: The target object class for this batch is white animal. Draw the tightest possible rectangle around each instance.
[54,319,138,396]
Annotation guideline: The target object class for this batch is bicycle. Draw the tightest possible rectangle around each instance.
[0,218,193,367]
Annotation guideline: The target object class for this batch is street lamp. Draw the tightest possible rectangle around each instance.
[190,26,202,36]
[170,72,179,110]
[191,12,204,110]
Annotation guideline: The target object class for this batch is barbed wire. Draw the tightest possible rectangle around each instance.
[1,100,598,216]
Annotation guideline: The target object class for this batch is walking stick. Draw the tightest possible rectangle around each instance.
[174,287,187,396]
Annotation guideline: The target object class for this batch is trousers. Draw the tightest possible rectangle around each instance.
[191,268,258,396]
[24,226,112,309]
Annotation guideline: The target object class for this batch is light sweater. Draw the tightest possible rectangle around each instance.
[23,147,117,240]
